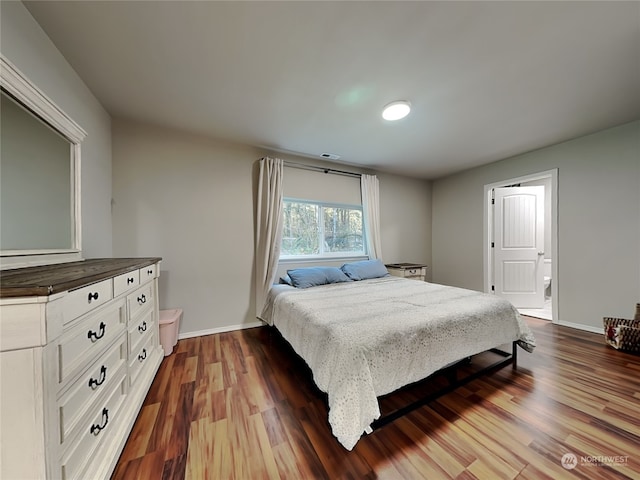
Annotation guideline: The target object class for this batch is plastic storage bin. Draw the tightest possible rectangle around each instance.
[159,308,182,356]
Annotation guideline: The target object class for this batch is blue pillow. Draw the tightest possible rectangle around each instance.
[341,259,389,281]
[279,274,293,285]
[287,267,351,289]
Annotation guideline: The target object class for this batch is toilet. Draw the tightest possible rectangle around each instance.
[543,260,552,299]
[544,276,551,298]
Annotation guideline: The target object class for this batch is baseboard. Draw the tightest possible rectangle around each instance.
[178,320,264,340]
[556,320,603,335]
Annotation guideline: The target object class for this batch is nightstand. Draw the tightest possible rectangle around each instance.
[385,263,428,281]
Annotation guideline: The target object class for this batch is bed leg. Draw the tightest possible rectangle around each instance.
[445,369,457,385]
[512,341,518,369]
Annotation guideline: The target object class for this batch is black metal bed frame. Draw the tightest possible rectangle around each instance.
[371,341,518,430]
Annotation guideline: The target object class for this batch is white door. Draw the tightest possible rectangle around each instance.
[493,186,545,308]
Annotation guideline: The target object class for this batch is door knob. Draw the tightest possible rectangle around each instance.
[538,251,545,256]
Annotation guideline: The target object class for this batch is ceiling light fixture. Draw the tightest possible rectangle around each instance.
[382,100,411,121]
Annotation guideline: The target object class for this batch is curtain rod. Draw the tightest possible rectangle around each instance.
[283,160,362,178]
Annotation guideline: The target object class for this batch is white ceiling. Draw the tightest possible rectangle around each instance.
[24,1,640,179]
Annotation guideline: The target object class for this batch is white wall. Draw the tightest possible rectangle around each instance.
[112,119,432,336]
[112,120,261,336]
[379,171,432,276]
[432,121,640,331]
[0,1,113,257]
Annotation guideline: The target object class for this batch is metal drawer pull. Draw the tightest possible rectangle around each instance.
[90,408,109,435]
[147,269,153,275]
[88,365,107,389]
[138,321,147,333]
[87,322,106,342]
[137,294,147,305]
[87,292,99,303]
[127,277,134,284]
[138,348,147,362]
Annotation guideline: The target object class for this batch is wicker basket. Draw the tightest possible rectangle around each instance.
[603,303,640,353]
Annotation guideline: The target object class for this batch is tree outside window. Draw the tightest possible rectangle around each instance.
[281,199,365,258]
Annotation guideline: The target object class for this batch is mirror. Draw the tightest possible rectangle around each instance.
[0,55,86,269]
[1,91,73,250]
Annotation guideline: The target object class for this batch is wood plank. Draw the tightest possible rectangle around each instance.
[116,402,161,463]
[0,257,161,297]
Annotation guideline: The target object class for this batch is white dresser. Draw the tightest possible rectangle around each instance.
[0,258,163,480]
[385,263,428,282]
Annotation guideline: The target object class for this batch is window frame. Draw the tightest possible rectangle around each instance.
[279,197,367,261]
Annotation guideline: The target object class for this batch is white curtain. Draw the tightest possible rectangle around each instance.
[361,174,382,259]
[255,157,284,319]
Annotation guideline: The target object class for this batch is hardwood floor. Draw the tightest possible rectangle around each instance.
[112,317,640,479]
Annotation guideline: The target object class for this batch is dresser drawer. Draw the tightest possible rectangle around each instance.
[113,270,140,297]
[404,267,424,278]
[64,279,113,325]
[139,263,158,283]
[129,307,154,357]
[129,334,155,387]
[127,283,153,319]
[60,374,127,480]
[58,300,126,385]
[58,333,127,446]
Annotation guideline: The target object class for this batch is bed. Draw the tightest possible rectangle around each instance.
[261,262,536,450]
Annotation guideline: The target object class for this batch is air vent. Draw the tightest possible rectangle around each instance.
[320,153,340,160]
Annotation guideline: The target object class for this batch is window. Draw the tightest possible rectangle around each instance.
[280,199,365,258]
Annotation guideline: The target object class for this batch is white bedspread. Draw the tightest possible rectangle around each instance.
[262,276,536,450]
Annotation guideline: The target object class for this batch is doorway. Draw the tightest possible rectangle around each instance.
[484,170,558,323]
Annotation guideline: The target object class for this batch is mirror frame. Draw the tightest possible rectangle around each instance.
[1,55,87,269]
